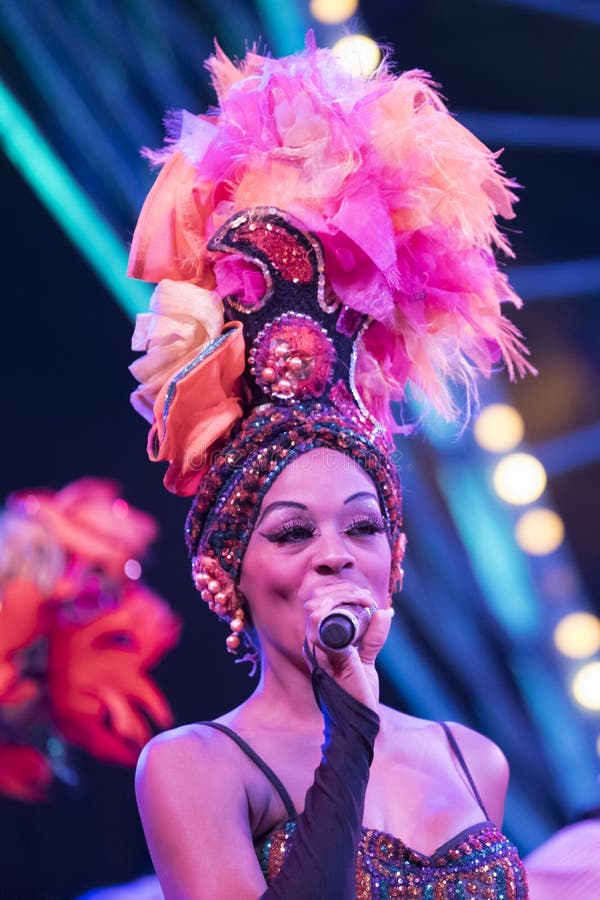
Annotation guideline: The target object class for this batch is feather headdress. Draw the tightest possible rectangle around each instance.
[130,33,533,497]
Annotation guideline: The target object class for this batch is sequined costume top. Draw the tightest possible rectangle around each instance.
[203,719,528,899]
[257,817,527,899]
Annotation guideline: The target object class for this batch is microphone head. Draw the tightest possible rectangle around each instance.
[318,610,358,650]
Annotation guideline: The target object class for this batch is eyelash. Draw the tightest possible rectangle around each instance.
[263,515,386,544]
[347,514,387,536]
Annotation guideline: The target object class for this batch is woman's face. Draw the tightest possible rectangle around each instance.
[239,447,392,659]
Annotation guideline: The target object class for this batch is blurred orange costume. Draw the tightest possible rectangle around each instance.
[0,478,180,801]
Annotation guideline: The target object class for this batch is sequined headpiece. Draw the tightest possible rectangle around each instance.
[181,206,406,648]
[128,34,533,657]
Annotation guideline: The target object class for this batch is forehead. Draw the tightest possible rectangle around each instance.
[263,447,377,504]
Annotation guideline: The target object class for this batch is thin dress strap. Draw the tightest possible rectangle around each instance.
[199,721,297,819]
[438,721,490,820]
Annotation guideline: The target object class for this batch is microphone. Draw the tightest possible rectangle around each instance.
[317,604,375,650]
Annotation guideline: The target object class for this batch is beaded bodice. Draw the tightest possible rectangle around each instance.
[257,819,528,899]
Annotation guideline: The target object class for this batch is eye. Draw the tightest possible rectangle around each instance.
[345,514,386,537]
[261,520,316,544]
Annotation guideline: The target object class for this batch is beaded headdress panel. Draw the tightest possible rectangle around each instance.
[128,34,533,658]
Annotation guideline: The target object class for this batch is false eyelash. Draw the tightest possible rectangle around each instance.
[345,513,387,534]
[262,519,316,543]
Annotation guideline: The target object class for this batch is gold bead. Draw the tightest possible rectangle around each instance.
[226,634,240,651]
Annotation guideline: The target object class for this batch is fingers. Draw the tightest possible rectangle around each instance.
[302,588,393,712]
[304,584,377,619]
[356,608,394,666]
[304,585,392,661]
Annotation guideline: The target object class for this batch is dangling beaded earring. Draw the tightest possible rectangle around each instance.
[226,608,246,654]
[192,554,255,660]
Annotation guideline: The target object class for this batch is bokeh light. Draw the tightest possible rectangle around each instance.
[492,453,547,505]
[310,0,359,24]
[124,558,142,580]
[332,34,381,77]
[474,403,525,453]
[572,662,600,711]
[515,507,565,555]
[554,612,600,659]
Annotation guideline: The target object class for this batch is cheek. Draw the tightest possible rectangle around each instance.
[239,545,308,647]
[365,541,392,600]
[239,542,305,605]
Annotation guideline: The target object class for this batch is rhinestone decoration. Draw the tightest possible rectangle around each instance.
[209,207,332,314]
[231,220,314,284]
[249,313,335,400]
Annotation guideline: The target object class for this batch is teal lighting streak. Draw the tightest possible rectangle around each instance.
[0,78,150,322]
[509,258,600,301]
[438,462,540,639]
[511,654,600,813]
[253,0,309,55]
[0,2,145,215]
[380,625,464,721]
[534,421,600,475]
[457,110,600,151]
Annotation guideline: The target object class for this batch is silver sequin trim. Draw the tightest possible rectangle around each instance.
[162,328,240,435]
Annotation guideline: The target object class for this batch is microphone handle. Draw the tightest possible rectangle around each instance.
[317,604,374,650]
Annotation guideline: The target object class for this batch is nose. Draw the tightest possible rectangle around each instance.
[312,527,355,575]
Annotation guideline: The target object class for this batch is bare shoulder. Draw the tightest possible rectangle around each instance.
[136,723,266,899]
[443,720,510,826]
[135,722,247,843]
[136,722,229,797]
[443,721,509,781]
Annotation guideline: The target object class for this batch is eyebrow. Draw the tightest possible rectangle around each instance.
[256,500,306,527]
[344,491,379,505]
[256,492,379,528]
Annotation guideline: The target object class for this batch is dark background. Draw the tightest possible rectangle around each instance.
[1,1,599,897]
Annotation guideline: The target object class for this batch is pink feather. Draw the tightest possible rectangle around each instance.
[129,33,535,429]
